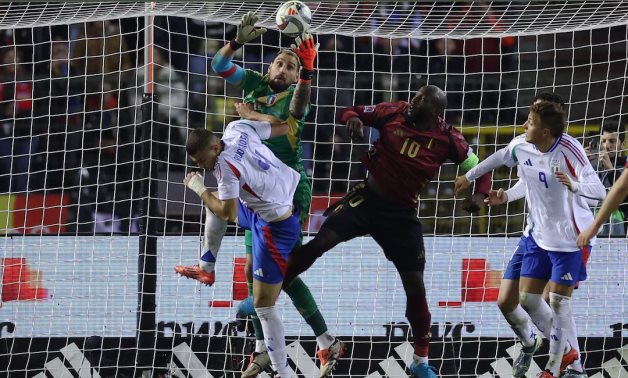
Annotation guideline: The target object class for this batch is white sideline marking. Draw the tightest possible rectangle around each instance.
[170,365,186,378]
[394,342,414,367]
[379,356,407,377]
[620,345,628,364]
[60,342,101,378]
[490,358,513,378]
[173,342,214,378]
[45,357,74,378]
[602,357,628,377]
[287,341,320,377]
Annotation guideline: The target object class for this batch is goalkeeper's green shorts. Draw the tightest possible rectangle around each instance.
[245,171,311,252]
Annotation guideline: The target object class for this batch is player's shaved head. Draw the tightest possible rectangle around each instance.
[407,85,448,129]
[420,85,448,115]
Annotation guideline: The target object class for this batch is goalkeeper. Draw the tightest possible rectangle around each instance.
[175,12,344,378]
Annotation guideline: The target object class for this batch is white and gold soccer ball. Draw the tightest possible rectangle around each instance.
[276,1,312,37]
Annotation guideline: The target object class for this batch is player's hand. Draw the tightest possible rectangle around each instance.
[555,171,577,192]
[484,189,508,207]
[461,192,487,214]
[346,117,364,141]
[453,175,471,197]
[576,225,597,248]
[184,171,208,198]
[235,12,267,44]
[234,102,255,119]
[291,32,319,71]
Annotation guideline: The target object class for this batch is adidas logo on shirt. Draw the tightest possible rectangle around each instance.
[561,272,573,281]
[254,268,264,277]
[523,158,533,166]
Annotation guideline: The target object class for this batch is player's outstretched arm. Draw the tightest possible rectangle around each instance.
[290,32,318,119]
[577,168,628,247]
[234,103,289,137]
[455,146,512,197]
[211,12,266,86]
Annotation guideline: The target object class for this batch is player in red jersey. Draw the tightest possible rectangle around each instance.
[283,85,491,378]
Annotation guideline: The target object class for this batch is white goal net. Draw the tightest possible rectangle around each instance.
[0,1,626,377]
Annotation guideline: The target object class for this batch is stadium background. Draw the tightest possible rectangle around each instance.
[0,2,626,377]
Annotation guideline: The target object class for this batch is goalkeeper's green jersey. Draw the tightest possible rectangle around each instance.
[240,69,310,173]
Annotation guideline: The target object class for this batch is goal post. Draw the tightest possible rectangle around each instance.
[0,2,626,377]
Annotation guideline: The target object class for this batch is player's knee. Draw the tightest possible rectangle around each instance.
[549,292,571,315]
[519,291,542,312]
[399,271,426,298]
[496,294,517,314]
[253,292,276,308]
[497,287,518,314]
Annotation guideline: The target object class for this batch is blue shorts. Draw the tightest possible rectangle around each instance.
[519,235,589,286]
[503,236,526,280]
[237,201,300,284]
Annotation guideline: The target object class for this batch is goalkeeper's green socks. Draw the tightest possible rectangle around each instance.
[284,277,335,349]
[248,280,266,350]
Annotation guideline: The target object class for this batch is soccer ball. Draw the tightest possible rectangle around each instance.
[276,1,311,37]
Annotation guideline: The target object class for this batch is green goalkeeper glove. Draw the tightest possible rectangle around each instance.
[235,12,267,45]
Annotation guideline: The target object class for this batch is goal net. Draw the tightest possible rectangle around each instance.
[1,1,626,377]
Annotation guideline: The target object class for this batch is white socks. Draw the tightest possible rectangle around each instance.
[567,316,583,371]
[504,305,536,347]
[520,292,552,339]
[547,293,572,376]
[199,209,227,272]
[255,306,291,378]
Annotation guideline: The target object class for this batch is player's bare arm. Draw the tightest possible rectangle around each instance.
[183,171,238,222]
[234,103,289,137]
[577,168,628,247]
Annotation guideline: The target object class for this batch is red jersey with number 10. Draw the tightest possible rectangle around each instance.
[337,101,473,208]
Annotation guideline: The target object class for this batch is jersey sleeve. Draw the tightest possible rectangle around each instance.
[563,138,606,201]
[448,126,472,165]
[336,102,405,129]
[227,120,272,140]
[505,178,527,202]
[240,69,266,93]
[216,159,240,200]
[465,145,515,182]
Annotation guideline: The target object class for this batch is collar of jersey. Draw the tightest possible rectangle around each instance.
[546,134,562,153]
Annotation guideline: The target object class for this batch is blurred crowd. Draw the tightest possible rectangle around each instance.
[0,3,624,235]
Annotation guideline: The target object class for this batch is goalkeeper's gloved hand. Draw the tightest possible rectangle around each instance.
[184,171,208,198]
[234,12,267,45]
[291,32,319,81]
[462,192,487,214]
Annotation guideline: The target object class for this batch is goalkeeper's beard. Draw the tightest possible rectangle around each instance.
[269,78,292,93]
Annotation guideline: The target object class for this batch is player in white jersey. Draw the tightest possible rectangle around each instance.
[183,119,302,378]
[457,93,589,377]
[455,100,605,378]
